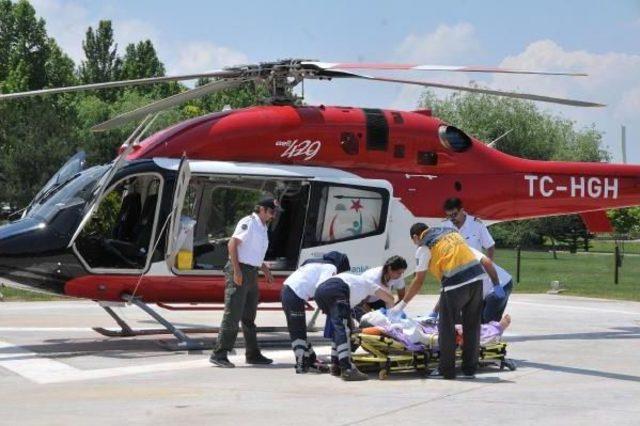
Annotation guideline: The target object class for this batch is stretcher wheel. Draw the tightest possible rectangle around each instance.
[378,369,389,380]
[501,359,517,371]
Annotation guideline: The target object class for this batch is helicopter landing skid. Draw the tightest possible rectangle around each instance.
[93,295,207,351]
[93,297,321,351]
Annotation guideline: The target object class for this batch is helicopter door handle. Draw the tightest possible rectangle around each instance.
[405,174,438,180]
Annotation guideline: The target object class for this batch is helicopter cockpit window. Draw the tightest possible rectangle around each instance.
[24,165,109,223]
[176,175,309,273]
[310,184,388,245]
[74,173,162,271]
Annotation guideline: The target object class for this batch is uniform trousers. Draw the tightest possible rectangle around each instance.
[214,261,261,357]
[314,278,352,369]
[438,280,483,378]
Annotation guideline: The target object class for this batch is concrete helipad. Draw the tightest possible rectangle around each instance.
[0,294,639,425]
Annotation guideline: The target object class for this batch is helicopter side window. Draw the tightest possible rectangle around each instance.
[176,175,308,273]
[305,183,388,247]
[74,174,162,271]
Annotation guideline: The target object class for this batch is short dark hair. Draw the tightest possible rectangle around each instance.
[443,197,462,211]
[410,222,428,238]
[384,255,408,272]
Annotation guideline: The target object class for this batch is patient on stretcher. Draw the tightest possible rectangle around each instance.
[360,310,511,350]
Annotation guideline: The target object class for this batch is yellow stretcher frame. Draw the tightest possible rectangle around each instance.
[352,333,517,380]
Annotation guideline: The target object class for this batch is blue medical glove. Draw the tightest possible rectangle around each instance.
[493,284,506,299]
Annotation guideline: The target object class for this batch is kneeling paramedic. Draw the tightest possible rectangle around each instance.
[314,272,394,381]
[281,251,351,373]
[390,223,498,380]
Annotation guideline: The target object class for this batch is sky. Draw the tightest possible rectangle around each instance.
[29,0,640,163]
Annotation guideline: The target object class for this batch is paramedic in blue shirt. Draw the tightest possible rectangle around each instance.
[210,197,278,368]
[470,248,514,323]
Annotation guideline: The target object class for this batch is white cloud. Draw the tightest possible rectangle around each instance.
[491,40,640,161]
[112,19,161,51]
[31,1,161,64]
[29,0,250,81]
[30,0,90,63]
[396,22,483,64]
[168,42,249,75]
[390,23,484,110]
[391,26,640,162]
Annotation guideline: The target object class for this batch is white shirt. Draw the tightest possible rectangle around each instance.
[442,213,495,252]
[284,263,337,301]
[415,246,431,273]
[335,272,385,308]
[362,266,405,303]
[232,213,269,267]
[469,247,513,298]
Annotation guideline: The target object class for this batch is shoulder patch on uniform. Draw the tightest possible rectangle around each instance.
[474,217,483,223]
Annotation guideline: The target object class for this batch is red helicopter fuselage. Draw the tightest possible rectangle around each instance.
[1,104,637,305]
[130,104,640,221]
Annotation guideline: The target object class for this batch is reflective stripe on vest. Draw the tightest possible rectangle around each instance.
[420,227,483,289]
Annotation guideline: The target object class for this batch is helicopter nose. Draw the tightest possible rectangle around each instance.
[0,218,72,295]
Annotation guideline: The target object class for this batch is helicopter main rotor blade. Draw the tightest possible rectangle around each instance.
[324,70,605,107]
[91,78,252,132]
[302,61,587,77]
[0,70,240,101]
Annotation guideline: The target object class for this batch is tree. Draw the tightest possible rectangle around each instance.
[0,1,78,205]
[420,89,608,249]
[0,0,15,83]
[608,207,640,235]
[534,215,591,254]
[120,40,164,80]
[2,0,50,93]
[78,20,121,87]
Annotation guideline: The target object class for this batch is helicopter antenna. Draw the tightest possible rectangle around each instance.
[488,129,514,148]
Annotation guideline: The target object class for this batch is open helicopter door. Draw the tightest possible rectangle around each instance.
[69,116,156,248]
[165,156,191,269]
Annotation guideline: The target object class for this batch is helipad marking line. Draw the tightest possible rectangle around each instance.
[0,327,93,332]
[0,341,79,384]
[0,303,98,311]
[0,340,294,384]
[510,301,640,316]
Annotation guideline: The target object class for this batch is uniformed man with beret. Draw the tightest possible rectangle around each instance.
[210,197,279,368]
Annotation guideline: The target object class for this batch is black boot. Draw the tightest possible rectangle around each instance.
[246,352,273,365]
[341,366,368,381]
[330,363,341,377]
[295,355,307,374]
[209,352,235,368]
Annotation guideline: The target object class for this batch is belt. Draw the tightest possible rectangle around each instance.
[239,262,259,270]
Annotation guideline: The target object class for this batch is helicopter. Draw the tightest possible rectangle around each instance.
[0,58,633,349]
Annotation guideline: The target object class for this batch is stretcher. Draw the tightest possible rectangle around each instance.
[351,331,517,380]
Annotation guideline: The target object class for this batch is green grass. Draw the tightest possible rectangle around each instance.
[418,248,640,301]
[0,286,65,301]
[2,248,639,302]
[584,240,640,255]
